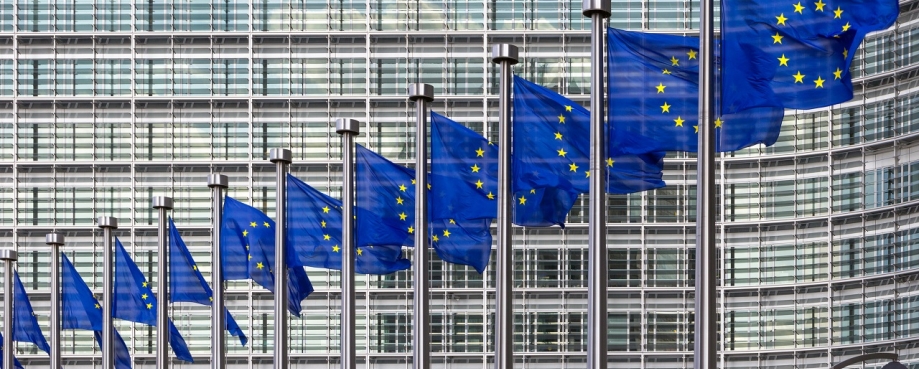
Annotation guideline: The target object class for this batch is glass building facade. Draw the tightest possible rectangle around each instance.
[1,0,918,368]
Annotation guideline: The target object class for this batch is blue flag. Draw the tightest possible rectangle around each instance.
[12,270,50,354]
[606,28,785,154]
[286,173,411,274]
[0,333,24,369]
[61,253,133,369]
[168,217,248,346]
[220,196,314,316]
[430,112,497,221]
[722,0,898,110]
[112,238,194,363]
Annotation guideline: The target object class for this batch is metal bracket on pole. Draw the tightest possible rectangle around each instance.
[269,148,292,369]
[153,196,173,369]
[336,118,360,369]
[207,174,229,369]
[408,83,434,369]
[46,233,65,369]
[98,216,118,369]
[490,43,518,369]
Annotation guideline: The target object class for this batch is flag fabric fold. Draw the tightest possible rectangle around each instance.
[606,28,785,154]
[220,196,314,316]
[61,253,133,369]
[168,217,248,346]
[12,270,51,354]
[722,0,898,110]
[112,238,193,363]
[287,173,411,274]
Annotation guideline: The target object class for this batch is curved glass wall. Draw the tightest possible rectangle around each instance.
[1,0,918,368]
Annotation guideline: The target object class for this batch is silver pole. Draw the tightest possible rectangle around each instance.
[408,83,434,369]
[695,0,717,366]
[1,249,17,369]
[98,216,118,369]
[269,148,292,369]
[208,174,229,369]
[336,118,359,369]
[153,197,174,369]
[490,43,518,369]
[46,233,65,369]
[583,1,611,369]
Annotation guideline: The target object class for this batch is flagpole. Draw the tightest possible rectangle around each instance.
[46,233,65,369]
[153,196,174,369]
[98,216,118,369]
[695,0,717,366]
[336,118,359,369]
[208,174,229,369]
[269,148,292,369]
[1,249,17,369]
[490,43,518,369]
[408,83,434,369]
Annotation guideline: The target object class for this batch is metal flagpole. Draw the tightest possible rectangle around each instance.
[98,216,118,369]
[208,174,229,369]
[46,233,65,369]
[336,118,359,369]
[583,1,611,369]
[153,196,174,369]
[490,43,518,369]
[1,249,17,369]
[269,148,292,369]
[408,83,434,369]
[695,0,717,366]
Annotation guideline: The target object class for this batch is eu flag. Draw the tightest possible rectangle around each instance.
[722,0,898,110]
[61,253,134,369]
[0,333,24,369]
[355,144,418,248]
[287,173,411,274]
[430,112,497,221]
[220,196,315,316]
[112,238,194,363]
[12,270,50,354]
[168,217,248,346]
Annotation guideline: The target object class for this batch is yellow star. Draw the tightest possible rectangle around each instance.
[660,102,671,113]
[674,116,685,127]
[209,297,213,302]
[256,262,264,269]
[554,132,563,140]
[427,183,431,190]
[558,114,566,124]
[322,206,330,213]
[146,303,153,309]
[399,212,407,220]
[670,56,679,66]
[529,189,536,194]
[432,235,439,242]
[772,33,784,44]
[834,6,843,18]
[662,69,671,75]
[449,219,456,224]
[471,164,480,173]
[687,50,697,60]
[475,148,484,157]
[606,158,614,167]
[841,22,851,32]
[793,2,804,13]
[192,265,197,271]
[323,234,331,240]
[793,71,805,83]
[396,196,404,205]
[693,125,699,133]
[407,226,414,234]
[569,163,579,172]
[814,76,825,88]
[778,54,789,66]
[565,105,572,112]
[332,245,340,252]
[321,220,327,228]
[775,13,787,25]
[248,254,252,260]
[357,248,363,256]
[263,222,270,227]
[487,192,495,200]
[141,293,148,300]
[714,118,723,128]
[518,196,527,205]
[833,68,842,79]
[585,171,590,178]
[814,0,826,11]
[656,83,666,93]
[142,281,148,288]
[411,179,416,184]
[475,180,484,189]
[557,148,567,157]
[95,304,101,309]
[443,229,451,238]
[842,48,848,59]
[399,184,407,192]
[250,222,257,227]
[242,230,248,237]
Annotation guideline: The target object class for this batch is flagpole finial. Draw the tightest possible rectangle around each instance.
[336,118,360,135]
[408,83,434,102]
[582,0,611,17]
[207,174,229,188]
[97,216,118,229]
[269,148,292,164]
[45,233,65,246]
[152,196,174,210]
[0,249,16,261]
[490,44,519,65]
